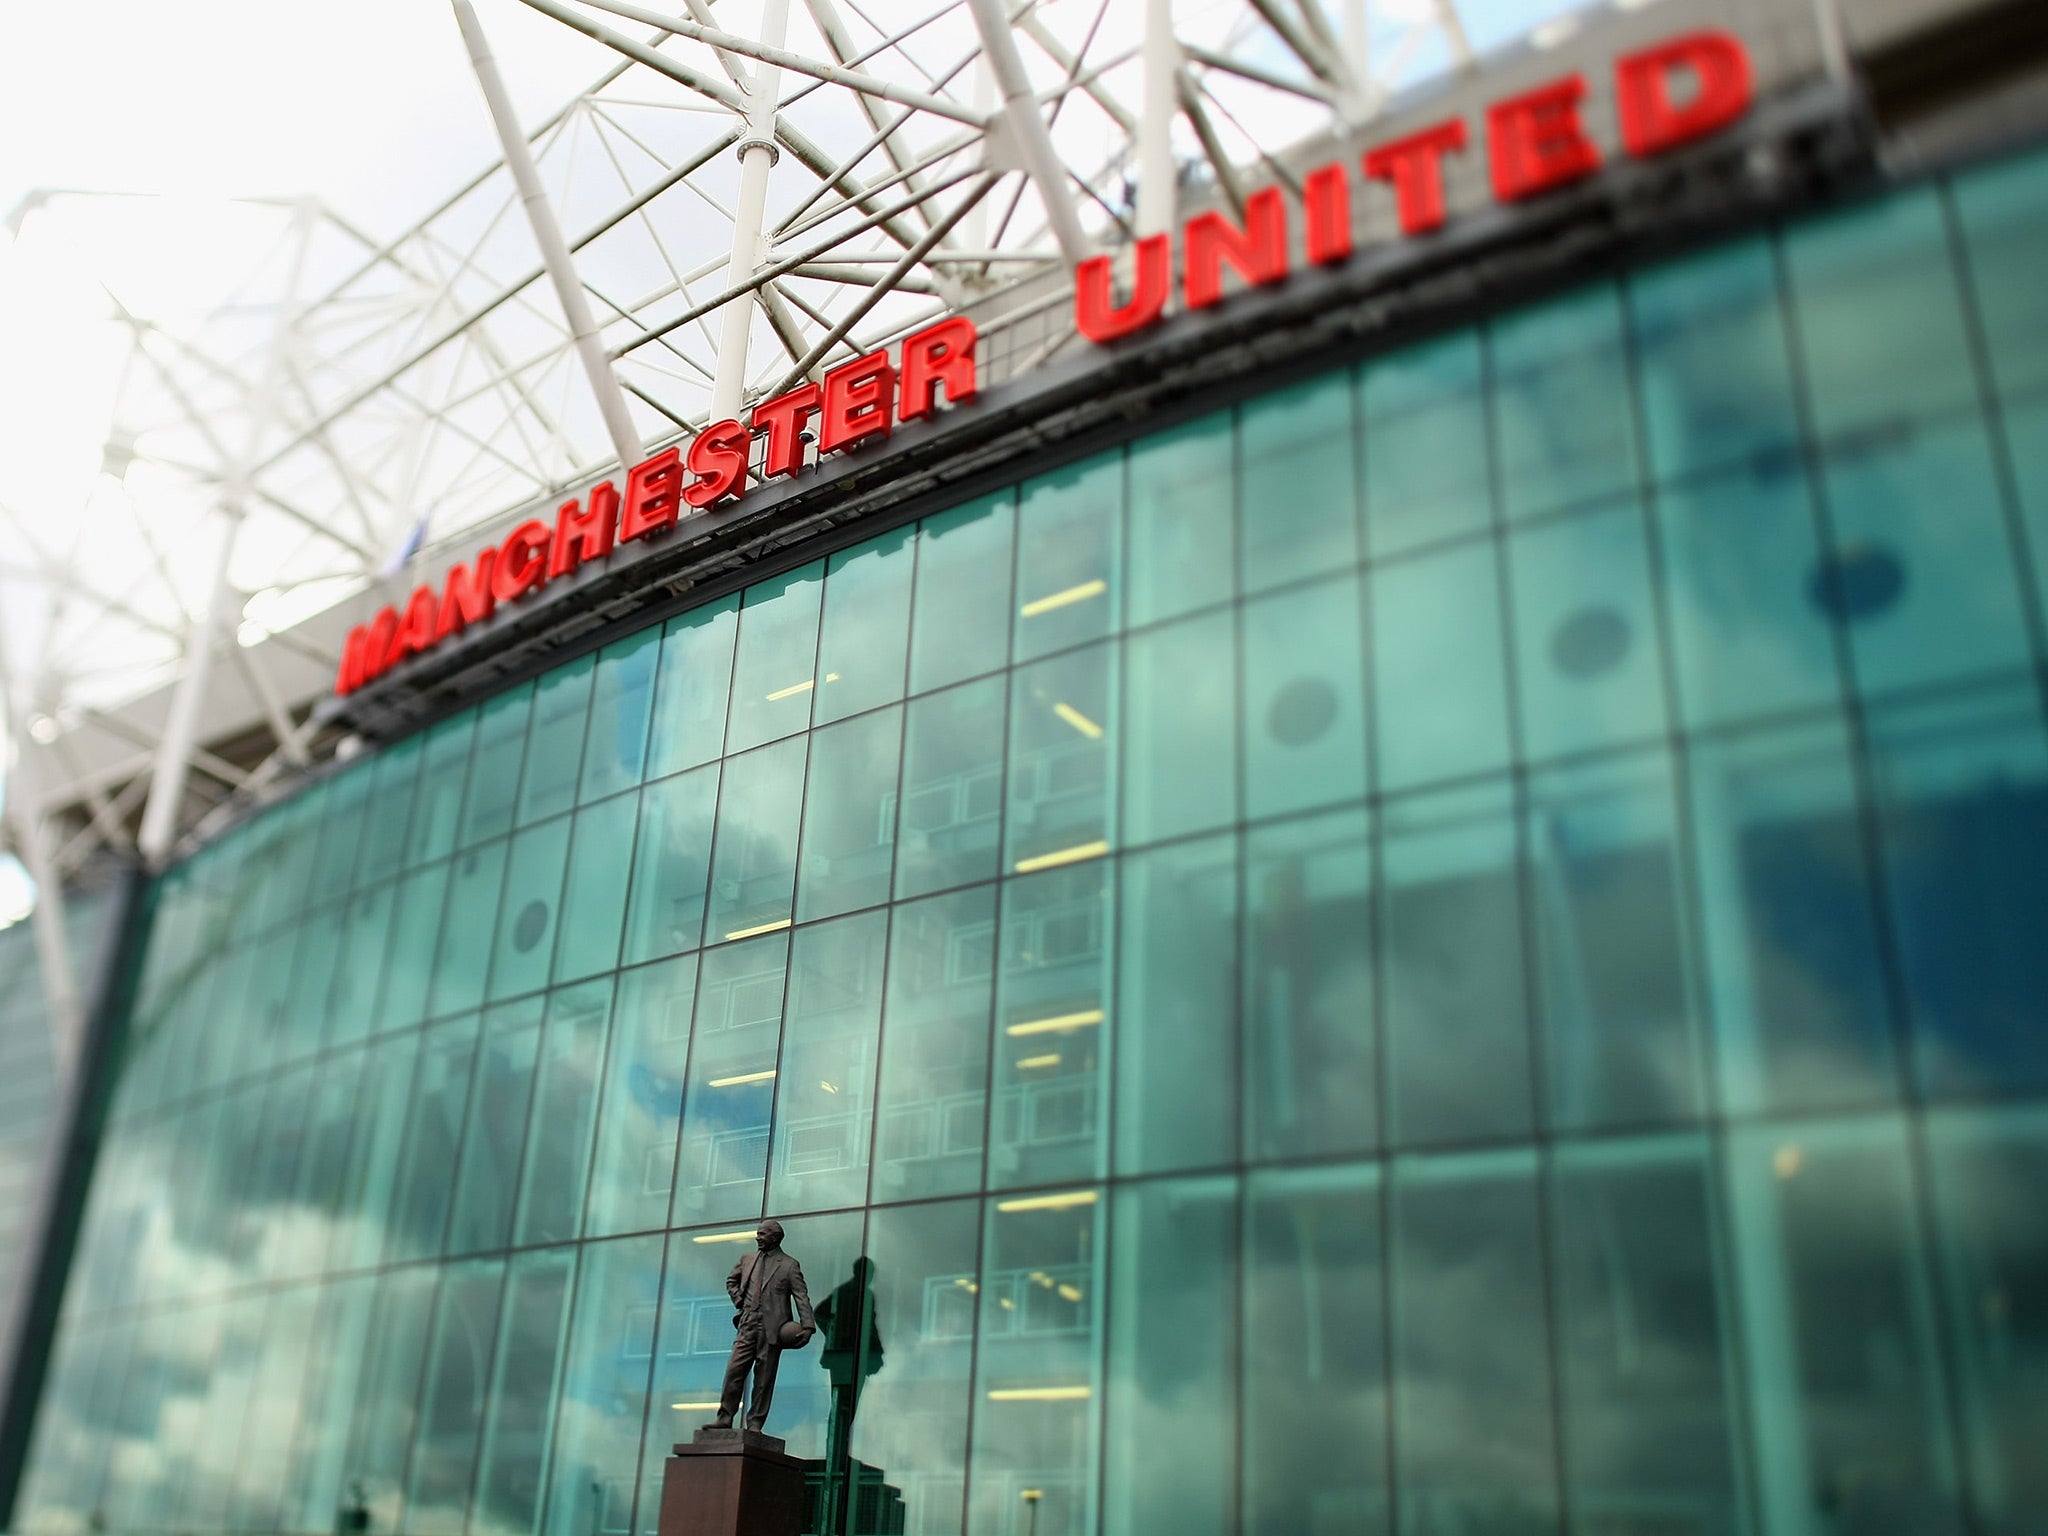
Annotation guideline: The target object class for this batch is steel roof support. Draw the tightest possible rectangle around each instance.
[711,0,792,421]
[966,0,1090,270]
[136,520,236,867]
[1137,0,1179,237]
[456,0,645,473]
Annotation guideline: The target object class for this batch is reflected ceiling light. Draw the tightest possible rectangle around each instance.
[709,1068,777,1088]
[1013,839,1109,875]
[1052,702,1103,740]
[692,1229,757,1244]
[999,1297,1016,1310]
[1016,1053,1062,1070]
[766,679,815,701]
[1006,1009,1102,1038]
[1773,1144,1803,1180]
[987,1386,1092,1402]
[818,1080,840,1094]
[996,1189,1098,1213]
[953,1277,980,1293]
[1057,1283,1083,1303]
[671,1400,722,1411]
[725,917,792,941]
[1019,578,1106,619]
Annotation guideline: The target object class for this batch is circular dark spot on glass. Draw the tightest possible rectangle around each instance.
[1809,542,1905,622]
[1268,677,1338,746]
[1550,606,1631,679]
[512,900,550,953]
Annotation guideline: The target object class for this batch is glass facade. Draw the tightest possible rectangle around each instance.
[14,144,2048,1536]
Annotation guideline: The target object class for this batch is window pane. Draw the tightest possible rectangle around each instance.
[1657,458,1842,729]
[896,675,1005,900]
[1005,643,1116,876]
[357,735,424,888]
[311,769,372,898]
[1243,808,1375,1161]
[283,1275,378,1533]
[381,860,450,1032]
[1508,500,1668,762]
[1126,410,1233,627]
[1528,751,1705,1132]
[1382,779,1535,1147]
[1361,330,1491,558]
[1015,452,1121,663]
[1391,1149,1559,1531]
[409,711,478,868]
[1371,543,1511,794]
[1493,284,1639,521]
[556,792,638,983]
[1954,147,2048,398]
[1239,369,1359,592]
[633,1230,756,1536]
[462,686,536,849]
[706,737,806,943]
[872,886,996,1204]
[1124,609,1237,845]
[622,764,719,966]
[816,526,914,725]
[585,953,697,1239]
[1115,835,1237,1176]
[1244,1164,1389,1536]
[447,995,544,1257]
[519,655,598,827]
[726,561,824,753]
[1786,185,1976,438]
[581,628,661,802]
[471,1247,575,1536]
[767,910,887,1215]
[646,595,737,779]
[1105,1177,1235,1536]
[910,492,1015,695]
[2004,395,2048,625]
[387,1014,482,1264]
[343,1268,439,1529]
[334,1030,420,1271]
[516,977,613,1246]
[796,706,902,923]
[1818,419,2031,695]
[541,1234,663,1536]
[1629,237,1798,481]
[329,879,395,1050]
[404,1257,506,1533]
[1688,721,1897,1115]
[435,840,509,1018]
[489,815,572,1003]
[671,932,786,1227]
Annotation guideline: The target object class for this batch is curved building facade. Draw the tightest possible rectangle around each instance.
[9,43,2048,1536]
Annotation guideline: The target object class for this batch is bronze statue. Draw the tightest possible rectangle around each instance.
[710,1218,815,1433]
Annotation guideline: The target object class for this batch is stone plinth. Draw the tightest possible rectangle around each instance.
[657,1427,809,1536]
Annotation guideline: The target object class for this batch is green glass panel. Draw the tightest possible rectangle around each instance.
[622,763,719,965]
[310,768,373,898]
[1239,368,1359,592]
[632,1230,752,1534]
[381,859,451,1032]
[462,683,535,848]
[815,526,914,725]
[726,562,825,753]
[766,910,887,1216]
[342,1267,438,1529]
[386,1013,482,1263]
[516,977,614,1246]
[1114,834,1237,1176]
[447,994,545,1256]
[1361,329,1491,558]
[1243,807,1375,1161]
[895,675,1005,900]
[520,652,598,826]
[646,595,738,779]
[1371,542,1511,794]
[404,1257,507,1533]
[585,953,697,1238]
[289,910,343,1063]
[407,710,479,868]
[671,932,787,1227]
[277,1049,364,1280]
[872,885,995,1204]
[328,878,396,1049]
[334,1029,422,1271]
[431,839,509,1019]
[1124,608,1236,846]
[706,737,806,943]
[357,734,424,887]
[1242,573,1367,820]
[1126,409,1233,627]
[1004,641,1117,876]
[556,791,639,982]
[796,706,901,923]
[472,1247,576,1536]
[909,491,1015,694]
[541,1234,663,1536]
[488,814,573,1003]
[228,1281,321,1532]
[281,1274,378,1534]
[1014,451,1121,662]
[1955,147,2048,398]
[1493,283,1639,521]
[581,627,662,802]
[2004,395,2048,626]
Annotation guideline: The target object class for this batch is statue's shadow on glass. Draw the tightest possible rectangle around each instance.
[808,1256,899,1536]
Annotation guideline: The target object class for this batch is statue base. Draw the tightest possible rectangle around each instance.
[657,1427,809,1536]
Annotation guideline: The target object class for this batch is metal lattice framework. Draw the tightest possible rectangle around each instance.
[0,0,1540,1067]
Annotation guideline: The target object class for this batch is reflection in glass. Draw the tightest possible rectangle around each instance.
[896,676,1005,900]
[520,654,598,826]
[816,527,914,725]
[543,1234,663,1536]
[581,628,661,803]
[1123,609,1236,846]
[1126,410,1232,627]
[471,1247,574,1536]
[431,841,509,1019]
[796,707,902,923]
[516,978,613,1246]
[727,563,825,754]
[387,1015,482,1264]
[462,685,534,849]
[672,933,787,1227]
[447,995,544,1257]
[910,492,1014,695]
[1005,643,1116,876]
[586,954,698,1238]
[1371,542,1511,794]
[1239,369,1358,592]
[707,737,807,943]
[1493,284,1639,521]
[647,595,738,779]
[488,816,571,1003]
[1015,453,1121,663]
[768,913,887,1216]
[622,764,719,965]
[555,793,638,982]
[1361,329,1491,557]
[404,1257,507,1533]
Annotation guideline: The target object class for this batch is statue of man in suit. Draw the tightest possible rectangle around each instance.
[712,1218,815,1433]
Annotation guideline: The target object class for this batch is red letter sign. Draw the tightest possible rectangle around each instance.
[752,385,822,479]
[898,316,978,421]
[1364,118,1469,235]
[1075,234,1170,342]
[1488,76,1601,201]
[619,448,683,542]
[549,483,618,579]
[435,551,498,642]
[1184,186,1288,310]
[819,350,896,455]
[492,520,552,603]
[1303,163,1352,266]
[684,419,749,508]
[1616,31,1753,157]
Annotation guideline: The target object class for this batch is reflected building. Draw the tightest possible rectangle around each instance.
[5,2,2048,1535]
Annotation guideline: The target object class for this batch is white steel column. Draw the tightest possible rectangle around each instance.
[1340,0,1376,120]
[966,0,1090,269]
[454,0,645,471]
[711,0,792,422]
[136,512,237,866]
[1136,0,1178,238]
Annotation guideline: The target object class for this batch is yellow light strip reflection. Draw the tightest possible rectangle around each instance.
[1052,702,1103,740]
[1057,1283,1083,1303]
[691,1229,757,1244]
[1019,579,1106,618]
[987,1386,1093,1402]
[1013,840,1109,875]
[1006,1010,1102,1038]
[724,918,792,941]
[766,679,815,701]
[672,1400,722,1411]
[709,1069,777,1088]
[1016,1053,1062,1070]
[996,1189,1099,1213]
